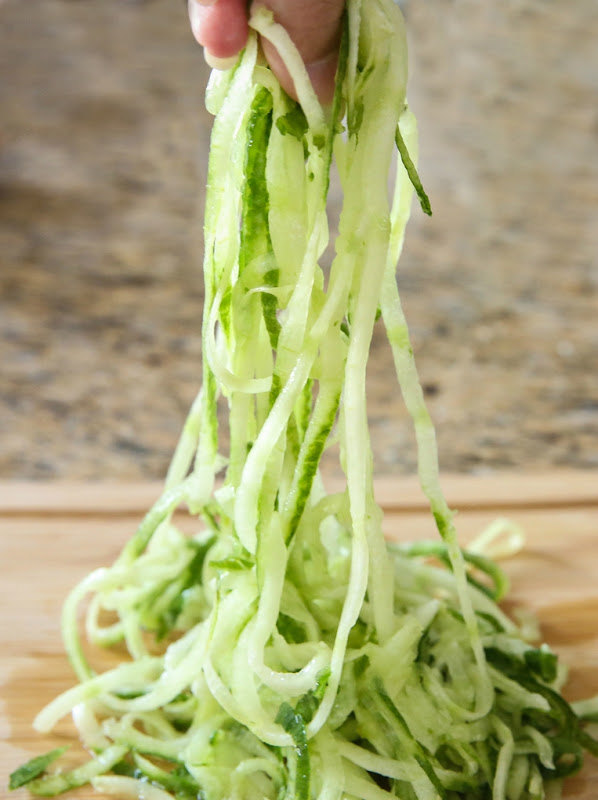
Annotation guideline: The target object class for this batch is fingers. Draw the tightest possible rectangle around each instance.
[189,0,344,105]
[253,0,343,104]
[253,0,343,67]
[260,39,340,105]
[188,0,248,65]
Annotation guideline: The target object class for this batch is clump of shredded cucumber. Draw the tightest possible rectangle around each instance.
[12,1,597,798]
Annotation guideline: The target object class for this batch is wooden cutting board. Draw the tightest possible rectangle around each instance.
[1,473,597,798]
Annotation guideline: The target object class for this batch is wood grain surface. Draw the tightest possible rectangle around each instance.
[1,475,597,798]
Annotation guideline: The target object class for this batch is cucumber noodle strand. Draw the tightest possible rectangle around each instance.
[23,3,597,799]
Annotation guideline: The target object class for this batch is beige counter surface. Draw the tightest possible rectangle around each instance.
[1,0,597,481]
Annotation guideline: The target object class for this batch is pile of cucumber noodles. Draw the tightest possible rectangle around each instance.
[11,1,597,798]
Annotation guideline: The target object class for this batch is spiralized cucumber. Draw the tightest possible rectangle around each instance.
[11,1,597,799]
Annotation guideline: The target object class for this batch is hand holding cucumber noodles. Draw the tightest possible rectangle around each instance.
[11,1,598,798]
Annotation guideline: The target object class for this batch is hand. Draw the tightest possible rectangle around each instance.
[188,0,345,104]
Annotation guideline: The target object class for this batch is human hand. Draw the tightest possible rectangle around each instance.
[188,0,345,104]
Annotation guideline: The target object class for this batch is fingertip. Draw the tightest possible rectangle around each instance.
[189,0,249,60]
[261,39,338,106]
[251,0,342,105]
[306,54,339,107]
[260,39,296,100]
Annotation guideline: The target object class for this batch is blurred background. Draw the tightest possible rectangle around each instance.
[1,0,596,481]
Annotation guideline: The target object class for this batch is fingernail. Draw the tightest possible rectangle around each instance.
[203,48,238,70]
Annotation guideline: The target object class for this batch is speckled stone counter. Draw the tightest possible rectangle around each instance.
[1,0,597,480]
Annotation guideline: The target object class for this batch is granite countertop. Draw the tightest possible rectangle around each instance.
[1,0,597,481]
